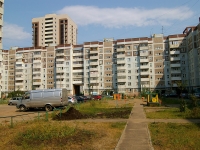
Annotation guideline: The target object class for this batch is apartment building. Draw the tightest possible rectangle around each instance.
[32,14,77,47]
[183,24,200,89]
[1,19,200,96]
[0,0,4,97]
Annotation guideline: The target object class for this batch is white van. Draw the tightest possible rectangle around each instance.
[16,88,68,111]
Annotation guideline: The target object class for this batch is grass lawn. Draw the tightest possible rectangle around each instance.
[0,100,8,105]
[145,106,200,119]
[149,122,200,150]
[0,120,126,150]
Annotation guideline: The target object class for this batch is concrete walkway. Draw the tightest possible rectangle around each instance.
[115,98,153,150]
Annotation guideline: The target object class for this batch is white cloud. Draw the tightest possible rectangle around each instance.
[3,22,31,40]
[57,6,193,28]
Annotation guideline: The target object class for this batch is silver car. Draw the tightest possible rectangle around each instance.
[8,97,22,105]
[68,96,77,105]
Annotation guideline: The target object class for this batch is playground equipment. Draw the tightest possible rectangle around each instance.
[147,93,159,106]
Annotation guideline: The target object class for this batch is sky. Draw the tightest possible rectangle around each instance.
[3,0,200,49]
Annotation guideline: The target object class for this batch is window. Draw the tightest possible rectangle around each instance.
[127,58,131,62]
[128,70,131,73]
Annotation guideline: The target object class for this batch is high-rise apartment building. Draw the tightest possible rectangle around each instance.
[32,14,77,47]
[0,0,4,98]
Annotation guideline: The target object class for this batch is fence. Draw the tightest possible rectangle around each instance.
[0,109,65,128]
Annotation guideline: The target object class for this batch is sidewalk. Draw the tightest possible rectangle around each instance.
[115,98,153,150]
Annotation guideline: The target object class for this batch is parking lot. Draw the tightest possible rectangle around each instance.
[0,104,46,125]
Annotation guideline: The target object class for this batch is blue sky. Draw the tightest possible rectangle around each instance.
[3,0,200,49]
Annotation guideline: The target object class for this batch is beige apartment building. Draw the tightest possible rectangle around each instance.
[32,14,77,47]
[0,0,4,98]
[1,18,200,96]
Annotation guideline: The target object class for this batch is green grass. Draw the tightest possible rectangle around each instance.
[149,122,200,150]
[145,107,200,119]
[0,99,8,104]
[71,100,132,118]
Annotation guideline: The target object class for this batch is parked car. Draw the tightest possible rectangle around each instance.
[8,97,23,105]
[194,93,200,99]
[80,96,89,102]
[68,96,77,105]
[75,96,85,103]
[91,95,102,100]
[164,93,178,98]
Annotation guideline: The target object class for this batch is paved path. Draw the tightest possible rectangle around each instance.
[115,99,200,150]
[115,98,153,150]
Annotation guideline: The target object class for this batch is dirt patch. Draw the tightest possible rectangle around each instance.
[53,107,132,120]
[54,107,87,120]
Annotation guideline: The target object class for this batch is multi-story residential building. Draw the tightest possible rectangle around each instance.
[32,14,77,47]
[183,25,200,90]
[1,18,200,97]
[0,0,4,98]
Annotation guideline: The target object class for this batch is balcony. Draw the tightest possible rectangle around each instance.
[140,59,149,63]
[15,77,23,80]
[33,59,41,63]
[56,63,64,67]
[117,66,125,70]
[141,78,150,82]
[33,69,41,74]
[73,53,82,56]
[33,75,41,79]
[33,64,42,68]
[90,61,98,66]
[171,77,181,80]
[170,51,180,55]
[15,66,23,69]
[117,54,125,58]
[15,82,23,86]
[90,56,98,59]
[169,44,181,48]
[140,52,149,56]
[56,53,65,56]
[117,48,125,52]
[170,64,181,67]
[73,69,84,73]
[73,63,83,67]
[90,68,98,71]
[90,80,98,83]
[90,50,98,54]
[73,75,83,78]
[90,73,99,77]
[56,69,64,73]
[140,65,149,69]
[117,72,126,76]
[56,58,65,61]
[33,82,41,85]
[33,54,41,58]
[118,78,126,82]
[139,46,148,50]
[170,57,180,61]
[171,70,181,74]
[56,75,65,78]
[15,72,23,75]
[118,85,126,89]
[117,59,126,64]
[140,71,149,75]
[16,55,23,59]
